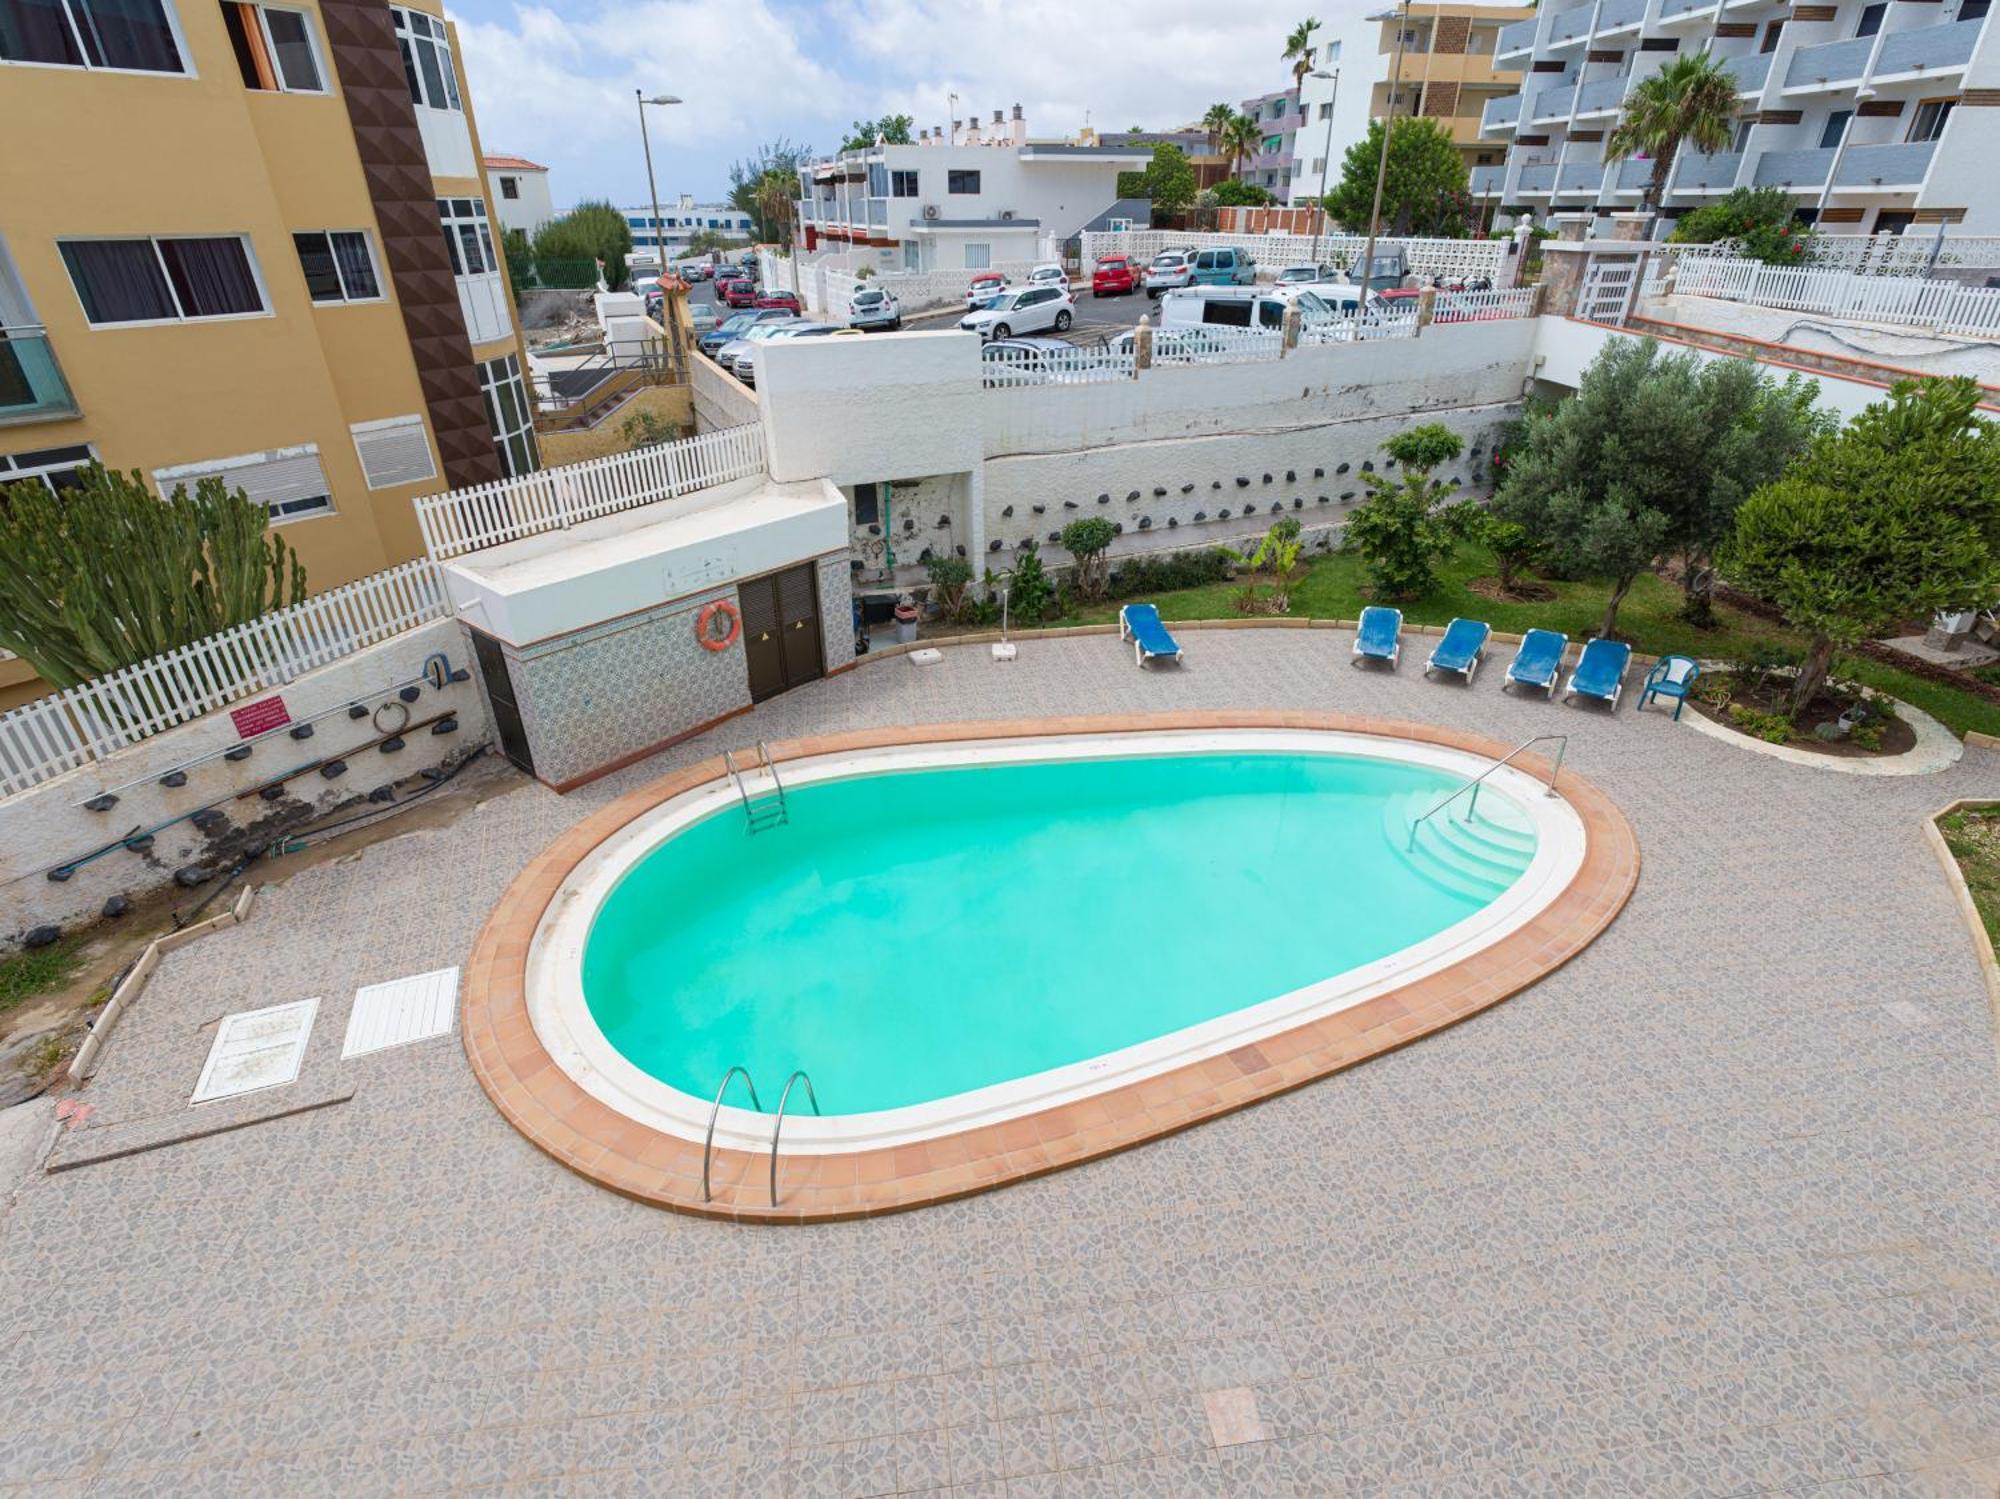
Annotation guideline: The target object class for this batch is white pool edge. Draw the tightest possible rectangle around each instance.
[524,728,1589,1154]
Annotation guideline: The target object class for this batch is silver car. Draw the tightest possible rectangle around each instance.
[728,322,845,385]
[1143,248,1197,298]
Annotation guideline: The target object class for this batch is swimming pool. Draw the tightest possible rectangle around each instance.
[525,728,1589,1156]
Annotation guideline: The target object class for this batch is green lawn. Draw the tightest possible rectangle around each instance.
[1938,808,2000,949]
[1040,542,2000,739]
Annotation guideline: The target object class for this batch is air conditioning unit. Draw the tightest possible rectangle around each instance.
[922,204,941,221]
[999,209,1016,221]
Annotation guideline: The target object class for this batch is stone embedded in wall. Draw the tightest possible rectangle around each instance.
[1001,506,1013,517]
[1126,490,1139,501]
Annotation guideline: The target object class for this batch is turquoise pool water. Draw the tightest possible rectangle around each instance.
[581,750,1537,1116]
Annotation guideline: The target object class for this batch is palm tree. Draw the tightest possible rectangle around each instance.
[1283,18,1321,87]
[1201,102,1237,156]
[1605,54,1740,215]
[1222,112,1265,178]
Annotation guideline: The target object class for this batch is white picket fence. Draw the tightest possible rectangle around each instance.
[1673,255,2000,338]
[412,423,768,560]
[1081,230,1508,285]
[1429,287,1537,324]
[981,343,1137,387]
[0,558,450,798]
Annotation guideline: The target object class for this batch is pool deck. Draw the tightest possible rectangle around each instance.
[8,627,2000,1496]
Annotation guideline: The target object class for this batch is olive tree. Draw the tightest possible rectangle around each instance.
[1060,517,1118,600]
[1726,377,2000,716]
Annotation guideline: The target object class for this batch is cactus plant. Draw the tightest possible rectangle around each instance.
[0,465,307,689]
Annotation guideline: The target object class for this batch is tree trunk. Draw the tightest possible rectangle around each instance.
[1788,634,1837,721]
[1646,142,1677,215]
[1598,571,1637,641]
[1679,549,1715,627]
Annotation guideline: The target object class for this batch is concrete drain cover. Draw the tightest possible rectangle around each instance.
[1202,1388,1266,1447]
[341,967,460,1059]
[192,998,319,1104]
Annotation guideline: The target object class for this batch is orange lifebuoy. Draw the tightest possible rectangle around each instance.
[696,600,741,650]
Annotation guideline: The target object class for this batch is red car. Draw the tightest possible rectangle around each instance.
[754,289,801,312]
[1091,255,1139,297]
[720,277,759,308]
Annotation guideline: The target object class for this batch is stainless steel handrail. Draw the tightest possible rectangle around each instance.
[701,1066,762,1203]
[1407,733,1568,849]
[756,742,787,805]
[768,1069,819,1207]
[721,748,750,811]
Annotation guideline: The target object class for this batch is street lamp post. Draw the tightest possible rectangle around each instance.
[635,90,682,282]
[1361,0,1412,296]
[1307,68,1340,269]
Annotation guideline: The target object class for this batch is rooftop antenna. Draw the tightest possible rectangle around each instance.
[992,586,1016,661]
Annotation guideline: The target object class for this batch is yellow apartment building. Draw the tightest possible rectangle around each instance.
[1375,3,1538,173]
[0,0,535,708]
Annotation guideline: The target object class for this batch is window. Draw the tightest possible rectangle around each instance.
[1819,109,1852,149]
[1310,157,1326,174]
[890,169,919,197]
[1962,0,1989,19]
[963,243,991,269]
[1908,98,1955,143]
[0,444,95,498]
[867,163,887,196]
[437,198,497,275]
[292,231,381,303]
[1258,299,1284,329]
[1317,102,1333,121]
[0,0,186,72]
[1733,117,1756,151]
[852,482,880,525]
[350,414,436,489]
[947,170,981,194]
[1873,210,1917,235]
[477,353,536,479]
[1761,20,1784,52]
[59,236,266,324]
[220,3,324,91]
[391,5,459,112]
[1855,2,1886,36]
[154,446,332,522]
[499,176,519,200]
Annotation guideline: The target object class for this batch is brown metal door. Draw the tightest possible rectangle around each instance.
[738,576,787,703]
[776,563,824,691]
[469,628,535,775]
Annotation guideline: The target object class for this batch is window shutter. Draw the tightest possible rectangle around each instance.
[155,446,331,518]
[351,415,438,490]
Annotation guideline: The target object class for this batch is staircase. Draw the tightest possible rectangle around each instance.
[1386,791,1536,903]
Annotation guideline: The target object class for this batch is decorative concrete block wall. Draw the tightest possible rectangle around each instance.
[818,554,858,675]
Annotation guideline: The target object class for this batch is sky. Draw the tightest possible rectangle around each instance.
[446,0,1345,209]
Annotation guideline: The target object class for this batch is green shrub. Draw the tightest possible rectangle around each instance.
[1670,187,1812,265]
[1059,516,1118,599]
[1007,542,1055,620]
[1109,548,1233,598]
[925,554,974,622]
[1728,703,1794,743]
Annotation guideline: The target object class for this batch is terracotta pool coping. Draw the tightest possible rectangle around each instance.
[461,712,1641,1223]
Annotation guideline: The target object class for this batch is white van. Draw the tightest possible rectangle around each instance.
[1157,285,1343,332]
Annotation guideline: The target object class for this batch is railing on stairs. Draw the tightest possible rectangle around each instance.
[1407,734,1568,850]
[769,1070,819,1207]
[722,742,789,831]
[702,1066,760,1203]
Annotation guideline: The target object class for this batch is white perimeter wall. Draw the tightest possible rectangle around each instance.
[691,354,761,434]
[0,618,488,946]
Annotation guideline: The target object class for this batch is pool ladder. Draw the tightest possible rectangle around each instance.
[722,742,788,832]
[701,1065,821,1207]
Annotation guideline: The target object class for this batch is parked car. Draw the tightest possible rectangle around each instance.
[1158,285,1343,332]
[981,336,1091,387]
[1190,247,1256,286]
[1142,248,1197,298]
[1090,255,1140,297]
[698,307,792,357]
[689,302,719,335]
[1026,263,1069,292]
[1107,326,1235,365]
[754,289,801,312]
[848,285,903,331]
[720,276,760,308]
[682,262,712,282]
[1275,262,1342,287]
[958,284,1075,340]
[731,322,856,385]
[965,270,1009,308]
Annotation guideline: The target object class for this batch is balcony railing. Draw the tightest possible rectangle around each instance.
[1576,76,1627,115]
[1673,151,1743,192]
[1470,164,1507,195]
[0,327,80,426]
[1557,161,1607,193]
[1753,146,1834,187]
[1532,84,1577,121]
[1874,18,1981,76]
[1497,15,1539,54]
[1721,50,1773,95]
[1483,94,1522,131]
[1548,7,1596,44]
[455,270,514,346]
[1660,0,1719,18]
[1596,0,1645,30]
[1517,162,1558,192]
[1614,157,1657,190]
[1249,151,1296,173]
[1784,35,1873,88]
[1835,139,1938,188]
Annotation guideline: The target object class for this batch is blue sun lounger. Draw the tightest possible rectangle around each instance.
[1565,637,1633,708]
[1423,617,1490,682]
[1351,606,1403,668]
[1120,603,1183,667]
[1503,628,1567,697]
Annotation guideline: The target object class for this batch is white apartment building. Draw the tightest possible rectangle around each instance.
[1471,0,1998,234]
[484,155,554,237]
[625,197,754,266]
[794,108,1147,272]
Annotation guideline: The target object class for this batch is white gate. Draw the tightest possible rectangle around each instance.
[1579,256,1641,326]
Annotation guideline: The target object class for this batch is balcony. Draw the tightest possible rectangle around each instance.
[1532,83,1577,122]
[1557,161,1608,194]
[1834,139,1937,188]
[1482,94,1522,132]
[1613,157,1658,191]
[1576,76,1628,116]
[1784,35,1873,90]
[1470,164,1507,195]
[1752,146,1834,187]
[1249,150,1295,173]
[1673,150,1743,192]
[1721,50,1773,95]
[1497,16,1539,56]
[1596,0,1645,32]
[1547,6,1596,45]
[1516,162,1558,192]
[1660,0,1721,19]
[1873,18,1982,78]
[0,328,80,426]
[455,270,514,346]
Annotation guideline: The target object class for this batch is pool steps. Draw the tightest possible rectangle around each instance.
[1387,792,1536,903]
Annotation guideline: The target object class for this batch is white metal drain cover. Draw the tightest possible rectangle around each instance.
[341,967,460,1059]
[191,997,319,1104]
